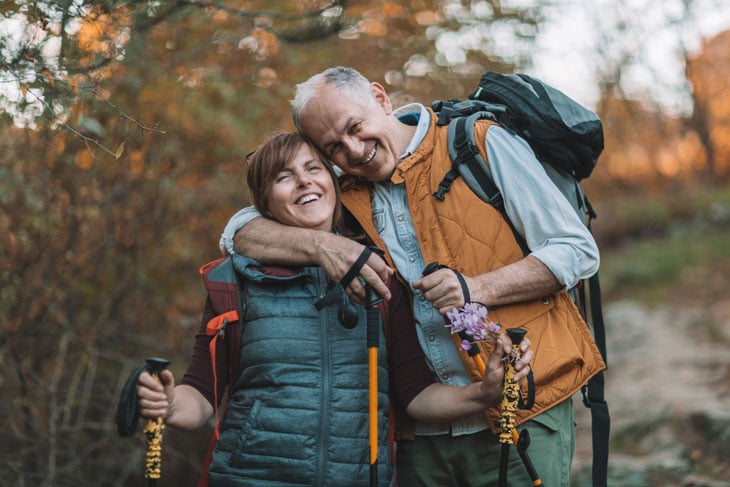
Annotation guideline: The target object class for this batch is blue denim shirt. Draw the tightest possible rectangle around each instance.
[369,105,488,435]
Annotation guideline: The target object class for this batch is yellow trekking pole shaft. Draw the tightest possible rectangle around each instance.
[368,346,378,479]
[366,286,382,487]
[142,358,170,486]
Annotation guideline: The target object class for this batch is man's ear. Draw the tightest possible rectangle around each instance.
[370,82,393,114]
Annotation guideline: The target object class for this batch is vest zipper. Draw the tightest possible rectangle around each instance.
[315,268,330,486]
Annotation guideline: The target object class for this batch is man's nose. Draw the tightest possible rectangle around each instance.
[341,136,365,158]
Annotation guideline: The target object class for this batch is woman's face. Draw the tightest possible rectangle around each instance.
[267,143,336,232]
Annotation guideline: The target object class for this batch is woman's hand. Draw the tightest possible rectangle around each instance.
[137,369,175,421]
[480,333,533,404]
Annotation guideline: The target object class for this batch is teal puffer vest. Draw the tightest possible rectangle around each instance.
[207,255,394,486]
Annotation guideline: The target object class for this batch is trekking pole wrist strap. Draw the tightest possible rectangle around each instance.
[315,246,372,310]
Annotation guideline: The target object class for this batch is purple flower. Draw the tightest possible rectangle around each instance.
[446,302,501,351]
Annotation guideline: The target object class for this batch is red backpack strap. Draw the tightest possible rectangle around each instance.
[197,399,231,487]
[197,257,246,485]
[205,311,238,440]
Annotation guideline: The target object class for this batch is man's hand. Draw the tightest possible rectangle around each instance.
[315,233,393,303]
[232,218,394,302]
[413,255,565,315]
[412,268,475,314]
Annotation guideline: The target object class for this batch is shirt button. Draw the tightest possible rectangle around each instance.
[408,256,415,263]
[441,373,449,380]
[428,335,435,342]
[397,215,404,222]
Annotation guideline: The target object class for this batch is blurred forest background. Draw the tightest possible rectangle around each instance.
[2,0,730,485]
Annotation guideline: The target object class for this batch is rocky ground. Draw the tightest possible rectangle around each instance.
[571,298,730,486]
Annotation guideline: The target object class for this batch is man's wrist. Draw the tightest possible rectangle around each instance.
[470,273,491,307]
[307,229,329,263]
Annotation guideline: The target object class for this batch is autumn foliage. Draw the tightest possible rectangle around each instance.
[1,2,729,485]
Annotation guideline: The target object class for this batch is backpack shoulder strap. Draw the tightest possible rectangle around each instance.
[438,116,530,255]
[199,257,245,434]
[197,257,247,487]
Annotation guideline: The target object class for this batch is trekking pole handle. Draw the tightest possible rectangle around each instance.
[506,328,526,346]
[143,358,171,485]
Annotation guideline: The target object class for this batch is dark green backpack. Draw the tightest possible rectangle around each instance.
[432,71,609,487]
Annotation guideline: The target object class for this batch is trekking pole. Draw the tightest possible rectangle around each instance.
[422,263,541,485]
[142,357,171,486]
[498,328,527,487]
[365,285,383,487]
[116,357,172,486]
[461,324,542,486]
[515,428,543,486]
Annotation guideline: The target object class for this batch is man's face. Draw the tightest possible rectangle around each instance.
[299,83,401,182]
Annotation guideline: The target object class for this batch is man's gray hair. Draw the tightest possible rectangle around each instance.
[292,67,376,131]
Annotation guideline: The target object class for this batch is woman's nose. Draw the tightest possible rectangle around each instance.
[296,172,312,187]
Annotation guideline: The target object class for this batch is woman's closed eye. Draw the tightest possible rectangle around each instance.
[275,172,291,183]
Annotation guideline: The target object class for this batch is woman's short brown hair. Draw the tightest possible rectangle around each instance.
[245,132,344,232]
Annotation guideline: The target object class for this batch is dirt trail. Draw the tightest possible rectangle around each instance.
[571,300,730,484]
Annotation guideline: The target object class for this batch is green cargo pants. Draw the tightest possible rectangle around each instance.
[396,399,575,486]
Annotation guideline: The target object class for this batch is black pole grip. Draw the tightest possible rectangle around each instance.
[506,328,526,345]
[366,286,380,348]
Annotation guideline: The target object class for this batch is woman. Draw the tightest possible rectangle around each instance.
[136,132,531,486]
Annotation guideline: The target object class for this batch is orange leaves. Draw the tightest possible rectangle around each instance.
[414,10,443,26]
[239,28,281,60]
[128,149,145,175]
[382,3,407,19]
[41,70,55,87]
[360,19,388,37]
[75,3,132,60]
[76,13,113,54]
[255,68,279,88]
[75,149,95,170]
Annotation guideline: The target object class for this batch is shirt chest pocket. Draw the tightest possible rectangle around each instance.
[372,208,386,234]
